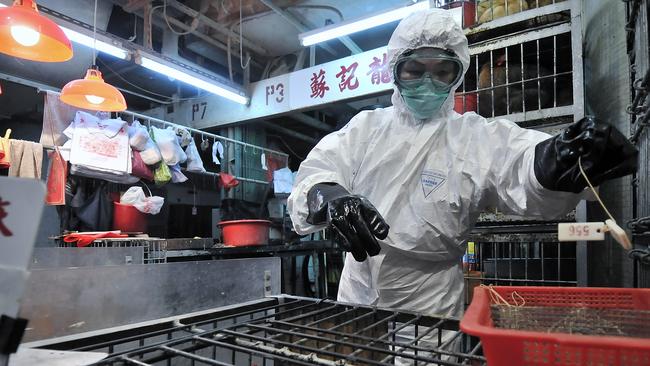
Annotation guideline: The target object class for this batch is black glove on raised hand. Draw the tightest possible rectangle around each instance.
[534,116,638,193]
[307,183,389,262]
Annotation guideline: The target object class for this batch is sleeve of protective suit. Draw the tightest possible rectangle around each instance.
[288,113,372,235]
[478,118,587,219]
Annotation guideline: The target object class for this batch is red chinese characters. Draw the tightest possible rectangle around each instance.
[367,53,391,85]
[0,197,12,237]
[336,62,360,91]
[310,69,330,99]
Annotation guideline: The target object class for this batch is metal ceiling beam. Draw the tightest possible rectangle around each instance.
[289,113,333,132]
[261,122,318,144]
[258,0,346,56]
[164,0,269,56]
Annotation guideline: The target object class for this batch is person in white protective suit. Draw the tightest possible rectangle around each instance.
[288,7,637,363]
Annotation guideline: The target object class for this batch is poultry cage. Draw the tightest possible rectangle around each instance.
[27,296,486,366]
[458,0,586,293]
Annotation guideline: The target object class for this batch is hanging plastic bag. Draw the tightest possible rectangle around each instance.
[131,150,153,181]
[212,140,224,165]
[185,140,206,172]
[151,126,187,165]
[219,172,239,190]
[127,120,150,151]
[140,138,162,165]
[45,149,68,205]
[154,162,171,186]
[174,127,192,148]
[170,164,188,183]
[120,186,164,215]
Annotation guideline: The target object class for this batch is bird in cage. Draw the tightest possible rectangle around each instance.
[477,0,529,23]
[477,53,553,117]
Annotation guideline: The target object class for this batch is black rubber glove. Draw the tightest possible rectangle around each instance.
[307,183,389,262]
[534,116,638,193]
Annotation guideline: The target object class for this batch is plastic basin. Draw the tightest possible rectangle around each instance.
[219,219,271,246]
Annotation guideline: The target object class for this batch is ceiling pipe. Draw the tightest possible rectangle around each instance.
[145,6,264,70]
[108,0,263,69]
[261,122,318,144]
[257,0,336,56]
[164,0,269,56]
[258,0,362,55]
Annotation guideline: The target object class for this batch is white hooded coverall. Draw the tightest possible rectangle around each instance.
[288,9,583,319]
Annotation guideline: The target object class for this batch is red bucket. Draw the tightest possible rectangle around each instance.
[219,219,271,247]
[113,202,147,233]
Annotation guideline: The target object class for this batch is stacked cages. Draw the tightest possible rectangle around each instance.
[57,238,168,264]
[457,0,585,297]
[626,0,650,288]
[33,296,486,366]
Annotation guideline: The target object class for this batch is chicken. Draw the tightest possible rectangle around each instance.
[528,0,557,7]
[477,0,529,23]
[477,54,553,117]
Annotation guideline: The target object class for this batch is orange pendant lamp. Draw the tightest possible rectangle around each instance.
[60,0,126,112]
[0,0,72,62]
[60,65,127,111]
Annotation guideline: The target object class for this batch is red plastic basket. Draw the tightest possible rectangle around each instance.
[461,286,650,366]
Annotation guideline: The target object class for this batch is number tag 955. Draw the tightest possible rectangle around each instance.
[558,222,606,241]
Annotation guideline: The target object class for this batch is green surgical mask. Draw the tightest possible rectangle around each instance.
[399,76,450,120]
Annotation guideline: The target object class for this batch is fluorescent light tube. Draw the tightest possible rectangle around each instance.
[299,1,431,46]
[61,27,128,60]
[140,56,249,105]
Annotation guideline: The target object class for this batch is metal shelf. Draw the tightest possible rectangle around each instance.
[467,1,572,36]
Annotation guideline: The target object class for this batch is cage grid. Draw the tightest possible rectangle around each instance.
[466,230,578,305]
[457,22,577,128]
[56,238,167,264]
[40,297,486,366]
[474,0,567,25]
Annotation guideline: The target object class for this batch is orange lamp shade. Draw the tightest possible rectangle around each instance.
[60,68,127,112]
[0,0,73,62]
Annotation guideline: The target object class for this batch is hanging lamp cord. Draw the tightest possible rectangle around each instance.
[92,0,97,66]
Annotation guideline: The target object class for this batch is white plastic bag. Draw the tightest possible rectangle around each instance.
[170,164,188,183]
[151,126,187,165]
[212,140,224,165]
[273,167,294,194]
[120,186,165,215]
[139,138,162,165]
[127,120,150,151]
[175,127,192,148]
[185,140,206,172]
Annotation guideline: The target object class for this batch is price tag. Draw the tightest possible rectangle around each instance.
[558,222,606,241]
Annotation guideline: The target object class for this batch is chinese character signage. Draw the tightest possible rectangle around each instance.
[162,47,395,128]
[290,46,393,110]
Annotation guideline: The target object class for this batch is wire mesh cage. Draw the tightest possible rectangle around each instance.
[465,231,578,305]
[475,0,567,24]
[457,25,577,127]
[40,297,486,366]
[57,238,167,264]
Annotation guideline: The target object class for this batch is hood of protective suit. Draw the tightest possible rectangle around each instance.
[388,8,470,122]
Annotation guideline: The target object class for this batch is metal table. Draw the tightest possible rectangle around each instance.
[26,296,486,366]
